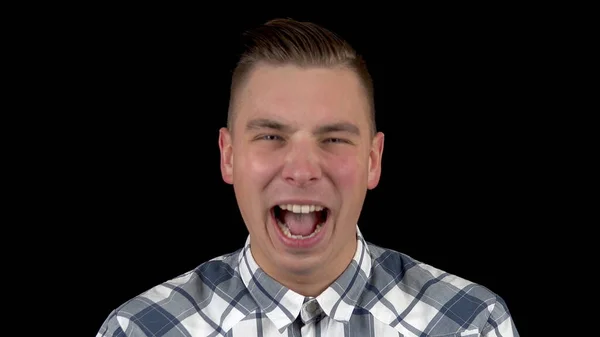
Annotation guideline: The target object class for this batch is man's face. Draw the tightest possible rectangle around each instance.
[219,63,384,277]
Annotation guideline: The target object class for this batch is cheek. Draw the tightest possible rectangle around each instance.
[324,152,365,187]
[236,149,280,184]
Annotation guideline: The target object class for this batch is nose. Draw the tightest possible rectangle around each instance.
[281,141,322,187]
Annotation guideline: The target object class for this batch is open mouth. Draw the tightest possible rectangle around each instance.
[272,204,329,240]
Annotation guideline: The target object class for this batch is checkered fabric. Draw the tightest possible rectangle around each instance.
[97,227,519,336]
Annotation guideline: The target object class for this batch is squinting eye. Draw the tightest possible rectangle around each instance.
[325,138,346,143]
[261,135,281,141]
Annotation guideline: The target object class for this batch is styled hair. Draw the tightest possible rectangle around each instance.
[227,18,376,136]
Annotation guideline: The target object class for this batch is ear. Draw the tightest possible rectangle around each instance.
[367,132,385,190]
[218,127,234,185]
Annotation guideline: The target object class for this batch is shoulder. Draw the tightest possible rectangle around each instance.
[363,242,516,336]
[97,249,254,337]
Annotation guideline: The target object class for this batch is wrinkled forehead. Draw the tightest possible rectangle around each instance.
[232,64,371,134]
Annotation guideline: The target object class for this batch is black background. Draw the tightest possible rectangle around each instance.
[46,7,546,336]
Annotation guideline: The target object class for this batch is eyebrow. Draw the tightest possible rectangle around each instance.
[315,122,360,136]
[246,118,360,136]
[246,118,292,133]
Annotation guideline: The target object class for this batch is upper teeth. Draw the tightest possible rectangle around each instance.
[279,204,324,213]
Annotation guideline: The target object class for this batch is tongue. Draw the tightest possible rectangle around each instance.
[283,211,318,236]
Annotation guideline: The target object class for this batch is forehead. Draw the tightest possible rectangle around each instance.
[233,63,370,131]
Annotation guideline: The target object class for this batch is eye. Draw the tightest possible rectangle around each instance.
[324,138,349,144]
[258,134,282,141]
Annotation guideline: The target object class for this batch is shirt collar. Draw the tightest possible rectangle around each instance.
[238,226,372,332]
[316,228,371,323]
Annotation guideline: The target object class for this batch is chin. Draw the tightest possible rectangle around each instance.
[274,253,326,275]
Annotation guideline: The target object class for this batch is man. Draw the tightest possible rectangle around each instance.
[97,18,519,336]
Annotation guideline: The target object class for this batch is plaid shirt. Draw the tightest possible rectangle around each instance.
[97,228,519,336]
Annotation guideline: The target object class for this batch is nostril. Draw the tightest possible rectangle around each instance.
[285,174,320,186]
[282,160,322,184]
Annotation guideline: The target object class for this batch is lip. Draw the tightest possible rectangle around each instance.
[270,204,329,250]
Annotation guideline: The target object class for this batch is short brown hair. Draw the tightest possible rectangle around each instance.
[227,18,376,136]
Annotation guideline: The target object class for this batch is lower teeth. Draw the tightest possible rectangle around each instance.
[277,220,323,239]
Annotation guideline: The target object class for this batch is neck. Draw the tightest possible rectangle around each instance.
[252,239,357,297]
